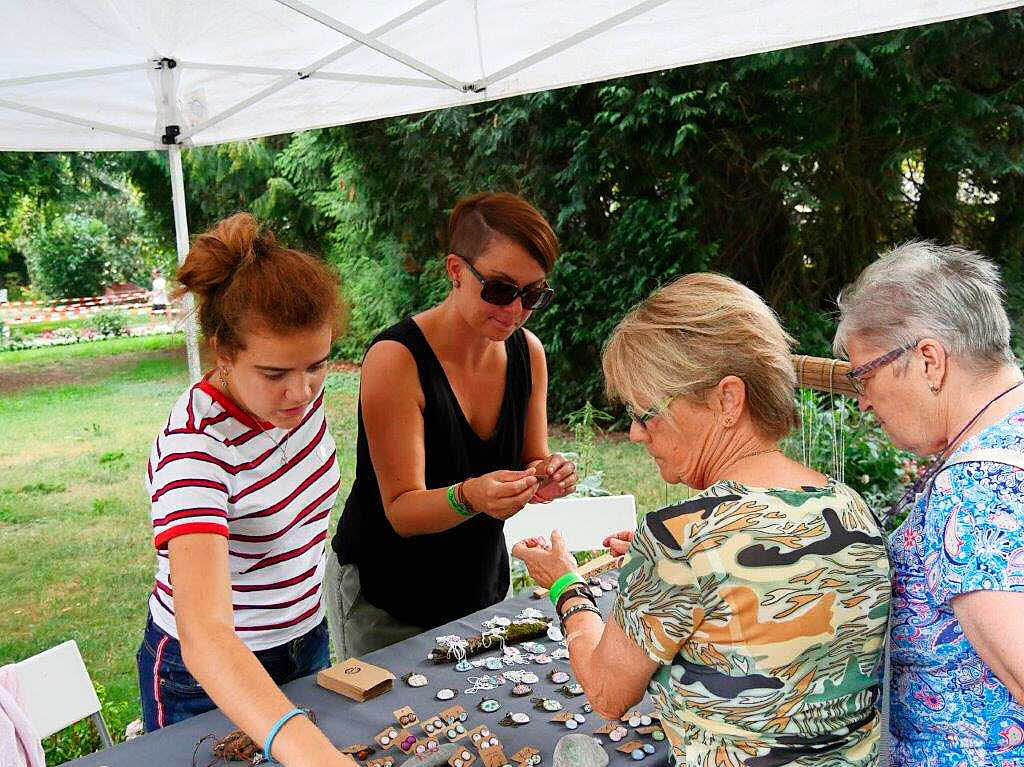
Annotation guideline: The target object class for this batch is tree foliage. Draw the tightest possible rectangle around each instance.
[269,10,1024,416]
[4,10,1021,415]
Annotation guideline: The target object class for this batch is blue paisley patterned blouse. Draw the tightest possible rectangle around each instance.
[888,405,1024,767]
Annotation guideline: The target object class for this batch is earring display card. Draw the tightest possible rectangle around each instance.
[511,746,541,765]
[449,748,477,767]
[477,743,510,767]
[316,657,395,702]
[374,726,412,750]
[394,706,420,727]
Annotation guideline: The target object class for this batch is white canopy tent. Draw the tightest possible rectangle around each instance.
[1,0,1019,380]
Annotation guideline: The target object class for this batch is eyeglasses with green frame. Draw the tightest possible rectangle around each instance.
[625,397,674,429]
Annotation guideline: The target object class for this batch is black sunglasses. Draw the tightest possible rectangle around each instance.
[460,257,554,311]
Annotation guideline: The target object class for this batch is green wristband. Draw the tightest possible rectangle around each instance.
[549,572,584,607]
[447,484,473,518]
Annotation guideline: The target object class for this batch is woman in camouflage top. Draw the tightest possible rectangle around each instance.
[514,274,890,767]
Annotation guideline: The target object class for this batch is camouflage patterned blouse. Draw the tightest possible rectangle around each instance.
[612,479,890,767]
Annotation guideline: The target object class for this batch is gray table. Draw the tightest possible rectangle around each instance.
[68,584,669,767]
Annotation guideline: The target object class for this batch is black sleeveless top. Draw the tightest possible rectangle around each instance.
[332,317,532,628]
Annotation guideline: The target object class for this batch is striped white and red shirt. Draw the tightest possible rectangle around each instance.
[146,377,340,651]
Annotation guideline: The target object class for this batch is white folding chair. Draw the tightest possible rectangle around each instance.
[504,494,638,553]
[11,639,113,750]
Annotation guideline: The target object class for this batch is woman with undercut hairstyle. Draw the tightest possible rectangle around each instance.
[137,214,355,767]
[328,192,578,657]
[835,242,1024,767]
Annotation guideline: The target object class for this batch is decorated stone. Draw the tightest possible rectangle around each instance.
[455,661,473,672]
[520,672,540,684]
[511,684,533,697]
[549,670,570,685]
[552,734,608,767]
[499,712,531,727]
[437,688,457,701]
[405,673,429,687]
[533,698,562,712]
[546,625,564,642]
[485,657,504,671]
[521,642,546,655]
[533,655,553,665]
[479,699,501,713]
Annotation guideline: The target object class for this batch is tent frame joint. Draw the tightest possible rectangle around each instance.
[155,57,177,70]
[161,124,181,145]
[463,82,486,94]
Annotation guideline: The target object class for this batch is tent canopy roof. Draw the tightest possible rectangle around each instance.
[1,0,1019,152]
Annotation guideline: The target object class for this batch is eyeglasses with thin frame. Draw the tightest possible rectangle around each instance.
[626,398,673,430]
[846,340,919,396]
[459,257,555,311]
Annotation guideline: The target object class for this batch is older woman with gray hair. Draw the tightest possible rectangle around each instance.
[834,242,1024,767]
[514,273,890,767]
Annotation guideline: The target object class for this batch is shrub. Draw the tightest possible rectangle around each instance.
[23,213,115,298]
[782,390,916,532]
[89,310,129,337]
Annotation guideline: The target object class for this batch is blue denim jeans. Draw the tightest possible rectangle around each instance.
[136,613,329,731]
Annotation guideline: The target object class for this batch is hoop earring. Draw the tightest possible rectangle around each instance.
[929,383,940,395]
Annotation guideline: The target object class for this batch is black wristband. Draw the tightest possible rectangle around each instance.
[559,602,601,631]
[555,583,596,617]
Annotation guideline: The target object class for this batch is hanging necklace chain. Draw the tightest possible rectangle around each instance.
[220,368,291,466]
[716,446,782,481]
[253,419,291,466]
[890,378,1024,518]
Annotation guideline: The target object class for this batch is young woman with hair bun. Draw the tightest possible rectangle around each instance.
[136,213,356,766]
[328,192,579,656]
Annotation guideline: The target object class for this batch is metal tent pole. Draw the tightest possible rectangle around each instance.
[168,144,201,383]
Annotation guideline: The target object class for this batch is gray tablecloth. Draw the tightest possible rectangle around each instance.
[67,583,669,767]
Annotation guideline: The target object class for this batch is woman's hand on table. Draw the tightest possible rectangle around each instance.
[511,529,577,589]
[463,468,540,520]
[603,530,634,556]
[528,454,578,503]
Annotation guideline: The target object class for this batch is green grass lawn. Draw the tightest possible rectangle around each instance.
[0,336,686,763]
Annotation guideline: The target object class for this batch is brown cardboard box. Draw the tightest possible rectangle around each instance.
[316,657,395,702]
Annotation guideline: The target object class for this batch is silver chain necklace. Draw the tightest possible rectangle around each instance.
[220,369,291,466]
